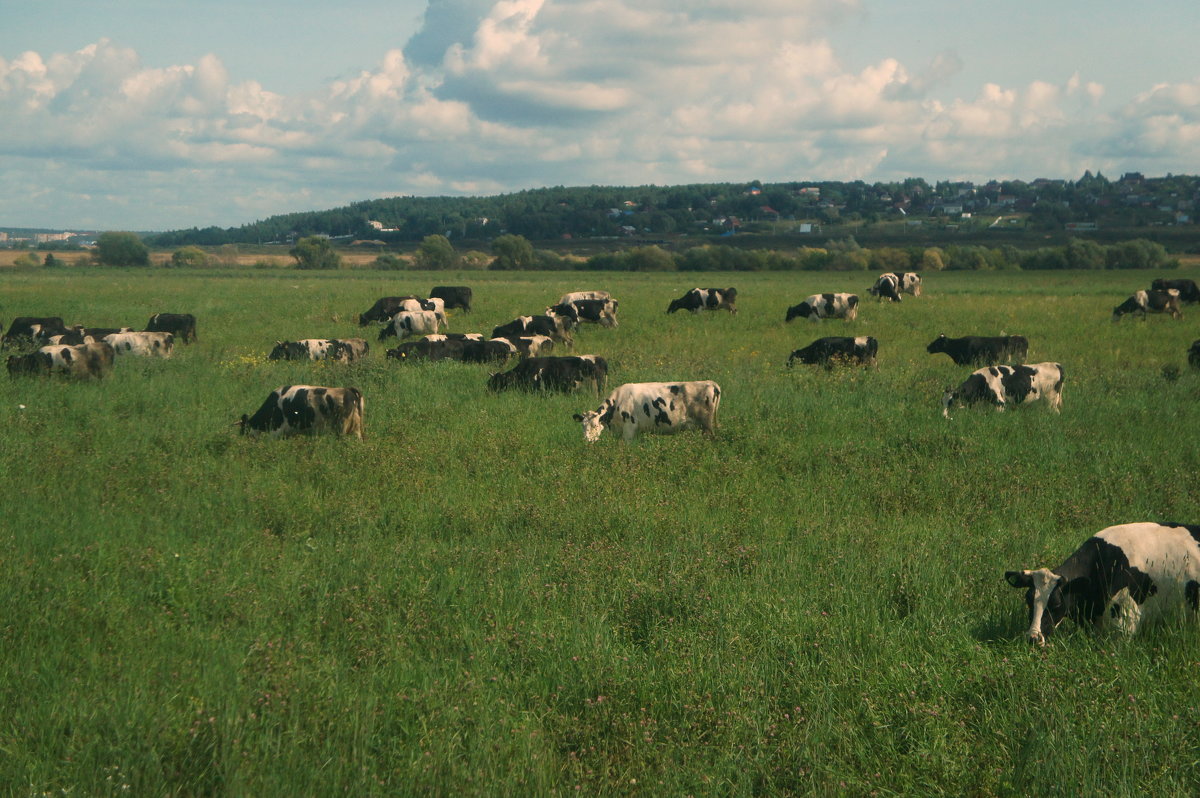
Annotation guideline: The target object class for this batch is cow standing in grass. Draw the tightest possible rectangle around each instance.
[1006,522,1200,644]
[942,362,1063,418]
[239,385,364,439]
[573,381,721,442]
[1112,289,1182,321]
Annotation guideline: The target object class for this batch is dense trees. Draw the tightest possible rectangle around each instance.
[289,236,342,270]
[95,232,150,267]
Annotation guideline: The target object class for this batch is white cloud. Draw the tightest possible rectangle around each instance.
[0,2,1198,229]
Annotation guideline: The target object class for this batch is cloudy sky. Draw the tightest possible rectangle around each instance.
[1,0,1197,231]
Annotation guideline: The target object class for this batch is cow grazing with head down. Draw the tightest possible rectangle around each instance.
[1189,340,1200,369]
[379,310,443,341]
[1112,289,1182,321]
[788,336,878,368]
[103,331,175,358]
[573,380,721,443]
[239,385,364,439]
[431,286,473,312]
[547,298,620,328]
[560,290,611,305]
[269,338,368,362]
[7,342,115,379]
[489,355,608,394]
[358,296,418,326]
[786,293,859,322]
[3,317,68,348]
[869,272,922,302]
[1151,278,1200,304]
[491,316,574,347]
[942,362,1063,418]
[667,288,737,314]
[926,334,1028,366]
[1006,522,1200,645]
[145,313,197,343]
[386,338,465,362]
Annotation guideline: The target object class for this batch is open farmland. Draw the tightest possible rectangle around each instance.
[2,267,1200,795]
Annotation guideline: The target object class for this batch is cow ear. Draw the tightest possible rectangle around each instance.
[1005,570,1033,588]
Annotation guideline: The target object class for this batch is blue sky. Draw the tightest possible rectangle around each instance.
[0,0,1197,231]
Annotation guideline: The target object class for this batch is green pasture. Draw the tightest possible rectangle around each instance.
[2,267,1199,795]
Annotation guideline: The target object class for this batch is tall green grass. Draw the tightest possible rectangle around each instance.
[2,267,1199,795]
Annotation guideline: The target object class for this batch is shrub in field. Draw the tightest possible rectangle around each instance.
[94,231,150,267]
[290,236,342,270]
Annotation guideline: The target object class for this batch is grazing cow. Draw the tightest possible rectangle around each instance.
[431,285,473,312]
[385,339,466,362]
[45,326,132,346]
[239,385,364,439]
[1112,289,1182,321]
[3,317,67,348]
[103,331,175,358]
[145,313,197,343]
[560,290,611,305]
[358,296,421,325]
[379,310,443,341]
[549,298,619,328]
[269,338,368,362]
[1189,340,1200,369]
[7,342,115,379]
[786,293,859,322]
[926,334,1029,366]
[1006,522,1200,645]
[461,339,516,364]
[1151,278,1200,304]
[573,381,721,443]
[488,355,608,394]
[490,335,553,358]
[942,362,1064,418]
[421,333,484,343]
[491,315,573,346]
[667,288,738,314]
[788,336,878,368]
[869,272,922,302]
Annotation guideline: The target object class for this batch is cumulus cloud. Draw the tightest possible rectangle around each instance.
[0,2,1198,229]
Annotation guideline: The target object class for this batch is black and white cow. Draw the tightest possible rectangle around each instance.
[431,285,473,312]
[547,298,619,328]
[491,315,574,346]
[44,326,132,346]
[926,334,1028,366]
[145,313,197,343]
[3,317,68,348]
[1189,340,1200,369]
[359,296,420,325]
[385,338,466,362]
[942,362,1063,418]
[492,335,553,358]
[573,381,721,443]
[667,288,737,314]
[268,338,368,362]
[785,293,859,322]
[7,342,115,379]
[788,336,878,368]
[1151,278,1200,304]
[421,333,484,343]
[488,355,608,394]
[103,331,175,358]
[379,310,443,341]
[461,339,517,364]
[868,272,922,302]
[1112,289,1182,321]
[1006,522,1200,644]
[239,385,364,439]
[560,290,611,305]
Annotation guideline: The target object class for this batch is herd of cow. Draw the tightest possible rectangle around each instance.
[7,271,1200,643]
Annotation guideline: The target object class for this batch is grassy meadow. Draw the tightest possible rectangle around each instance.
[2,266,1200,795]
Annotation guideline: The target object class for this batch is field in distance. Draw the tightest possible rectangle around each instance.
[2,267,1199,794]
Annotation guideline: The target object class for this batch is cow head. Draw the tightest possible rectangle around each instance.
[666,298,686,314]
[268,341,303,361]
[572,410,605,442]
[1005,569,1074,645]
[785,304,810,322]
[926,334,948,354]
[358,313,369,326]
